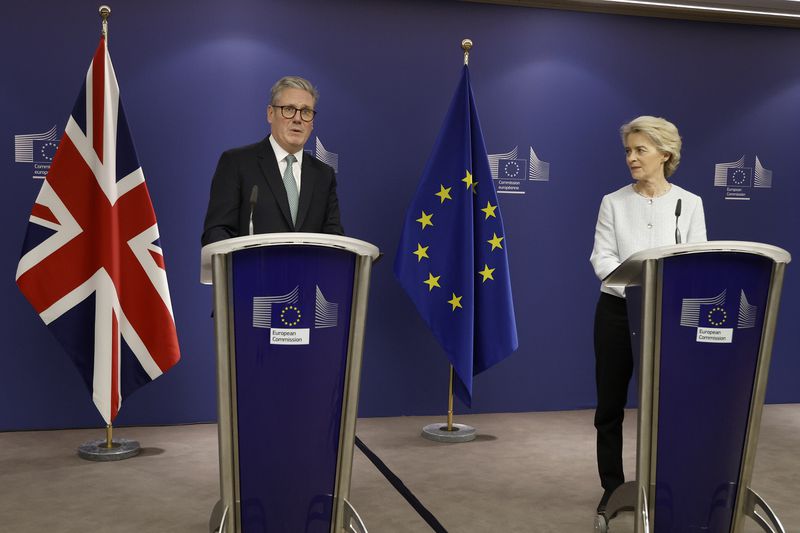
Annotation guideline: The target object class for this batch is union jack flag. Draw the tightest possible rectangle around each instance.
[15,37,181,424]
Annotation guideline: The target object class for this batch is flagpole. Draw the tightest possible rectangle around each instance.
[422,362,476,443]
[99,7,111,453]
[420,38,479,444]
[447,365,454,431]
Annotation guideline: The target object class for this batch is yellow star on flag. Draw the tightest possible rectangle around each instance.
[481,201,498,219]
[462,170,474,189]
[413,243,429,262]
[448,293,463,311]
[417,211,433,230]
[488,232,504,251]
[478,264,496,282]
[424,272,441,292]
[435,185,452,204]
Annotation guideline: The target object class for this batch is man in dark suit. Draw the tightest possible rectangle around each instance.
[201,76,343,246]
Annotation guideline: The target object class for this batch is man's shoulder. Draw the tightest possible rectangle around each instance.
[303,152,335,177]
[220,138,271,159]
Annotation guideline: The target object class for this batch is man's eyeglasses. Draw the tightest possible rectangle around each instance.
[272,105,316,122]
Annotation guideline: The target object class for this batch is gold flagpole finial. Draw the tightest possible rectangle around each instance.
[461,39,473,66]
[99,5,111,39]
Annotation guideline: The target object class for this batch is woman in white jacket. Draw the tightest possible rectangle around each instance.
[589,115,707,514]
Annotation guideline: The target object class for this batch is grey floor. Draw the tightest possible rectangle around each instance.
[0,406,797,532]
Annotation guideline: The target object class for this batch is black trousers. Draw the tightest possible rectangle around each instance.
[593,292,634,492]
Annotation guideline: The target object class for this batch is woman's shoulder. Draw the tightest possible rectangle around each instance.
[669,183,703,202]
[601,183,636,203]
[605,183,635,197]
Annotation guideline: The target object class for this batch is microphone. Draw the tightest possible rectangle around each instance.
[674,198,682,244]
[248,185,258,236]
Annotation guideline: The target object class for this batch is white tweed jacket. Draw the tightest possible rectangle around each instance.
[590,183,707,297]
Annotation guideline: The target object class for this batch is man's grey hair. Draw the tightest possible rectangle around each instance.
[270,76,319,106]
[620,115,682,178]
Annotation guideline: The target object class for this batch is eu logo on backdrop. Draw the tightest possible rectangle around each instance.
[13,125,59,179]
[727,167,752,188]
[713,154,772,201]
[32,140,59,163]
[489,145,551,195]
[499,159,528,180]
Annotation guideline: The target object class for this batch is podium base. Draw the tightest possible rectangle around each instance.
[209,499,229,533]
[604,481,636,520]
[78,438,140,461]
[421,423,476,443]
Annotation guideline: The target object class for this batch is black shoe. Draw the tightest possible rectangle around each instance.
[596,489,612,515]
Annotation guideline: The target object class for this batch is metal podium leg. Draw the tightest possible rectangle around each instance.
[595,482,652,533]
[745,487,786,533]
[595,481,640,532]
[343,498,369,533]
[209,499,230,533]
[640,484,651,533]
[605,481,637,520]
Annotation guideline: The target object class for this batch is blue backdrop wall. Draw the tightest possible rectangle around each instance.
[2,0,798,430]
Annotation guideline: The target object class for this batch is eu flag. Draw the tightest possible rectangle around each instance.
[394,65,518,406]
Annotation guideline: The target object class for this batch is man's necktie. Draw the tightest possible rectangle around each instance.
[283,154,299,225]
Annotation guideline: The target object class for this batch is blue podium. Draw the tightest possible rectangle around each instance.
[599,241,790,533]
[201,233,379,533]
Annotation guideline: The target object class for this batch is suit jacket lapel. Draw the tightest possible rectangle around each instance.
[295,157,314,230]
[256,137,294,229]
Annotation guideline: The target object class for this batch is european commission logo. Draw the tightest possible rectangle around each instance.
[306,136,339,174]
[488,146,550,195]
[252,285,339,345]
[14,125,59,179]
[713,155,773,201]
[680,289,758,343]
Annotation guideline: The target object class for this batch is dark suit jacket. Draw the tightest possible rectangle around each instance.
[201,137,344,246]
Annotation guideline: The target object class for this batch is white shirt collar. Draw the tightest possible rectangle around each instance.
[268,135,304,166]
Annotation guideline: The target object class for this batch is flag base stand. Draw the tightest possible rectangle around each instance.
[421,365,476,443]
[78,438,140,461]
[421,423,475,443]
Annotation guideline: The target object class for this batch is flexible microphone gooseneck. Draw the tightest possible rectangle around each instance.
[674,198,682,244]
[248,185,259,236]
